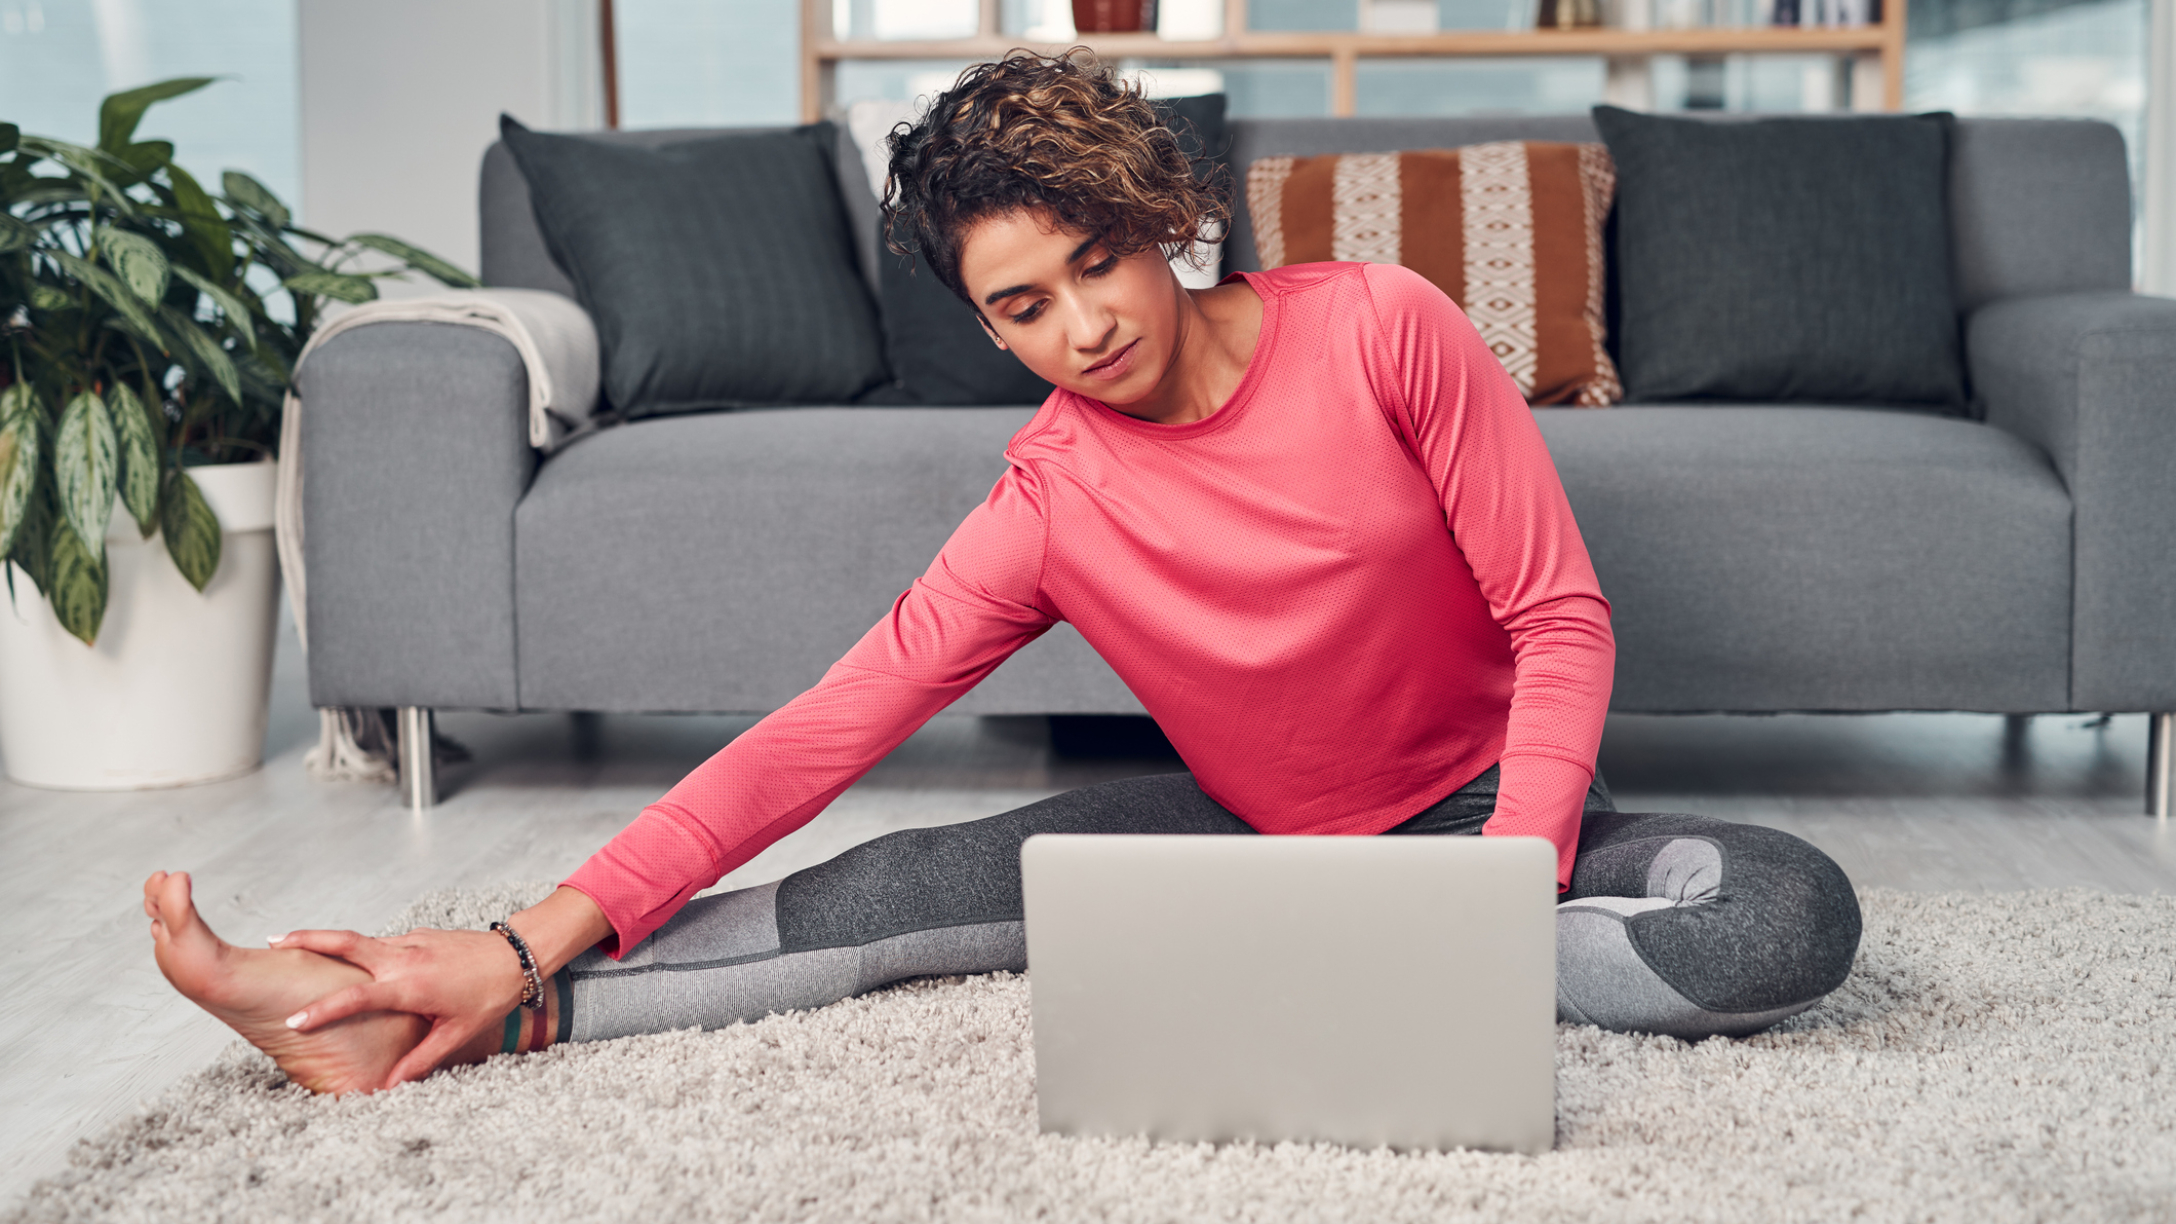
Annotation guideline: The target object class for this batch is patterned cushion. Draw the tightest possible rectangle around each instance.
[1245,142,1620,407]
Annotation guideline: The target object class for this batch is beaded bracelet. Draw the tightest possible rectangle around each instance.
[491,921,547,1011]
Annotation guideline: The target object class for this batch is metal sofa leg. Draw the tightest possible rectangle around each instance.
[2002,714,2031,768]
[399,706,437,811]
[2150,712,2173,820]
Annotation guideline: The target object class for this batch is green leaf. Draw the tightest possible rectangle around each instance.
[0,433,15,515]
[29,284,71,312]
[54,391,118,550]
[346,233,481,288]
[0,215,32,254]
[0,122,18,155]
[100,313,165,356]
[47,512,107,644]
[108,383,161,535]
[117,140,173,177]
[0,399,43,560]
[281,269,377,304]
[166,164,234,281]
[12,181,86,210]
[159,468,221,592]
[0,431,17,551]
[0,383,37,424]
[6,483,53,597]
[51,250,163,344]
[234,350,288,405]
[220,170,289,228]
[0,160,35,202]
[98,77,218,154]
[172,266,258,349]
[96,225,171,303]
[281,223,341,247]
[160,306,243,404]
[231,214,312,277]
[19,137,138,216]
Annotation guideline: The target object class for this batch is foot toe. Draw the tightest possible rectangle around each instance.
[153,872,198,928]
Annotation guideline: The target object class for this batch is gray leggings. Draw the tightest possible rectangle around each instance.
[557,768,1862,1043]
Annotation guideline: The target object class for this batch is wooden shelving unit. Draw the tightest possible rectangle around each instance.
[801,0,1907,121]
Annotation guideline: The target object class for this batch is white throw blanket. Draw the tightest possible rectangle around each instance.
[275,289,599,779]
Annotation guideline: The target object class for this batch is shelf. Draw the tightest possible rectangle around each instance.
[813,26,1892,61]
[800,0,1906,118]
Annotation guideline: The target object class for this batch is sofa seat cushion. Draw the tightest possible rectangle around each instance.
[1535,405,2071,712]
[516,405,2072,717]
[513,407,1140,713]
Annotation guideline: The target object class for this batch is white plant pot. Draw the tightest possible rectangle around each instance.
[0,459,281,790]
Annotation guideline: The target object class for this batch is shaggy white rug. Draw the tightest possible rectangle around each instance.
[9,885,2176,1224]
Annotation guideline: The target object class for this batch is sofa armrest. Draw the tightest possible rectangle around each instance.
[296,322,538,710]
[1970,291,2176,711]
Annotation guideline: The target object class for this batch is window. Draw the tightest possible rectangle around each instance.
[0,0,298,213]
[618,0,800,125]
[1907,0,2149,188]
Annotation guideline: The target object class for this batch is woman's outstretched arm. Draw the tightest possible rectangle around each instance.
[562,464,1057,957]
[269,460,1057,1088]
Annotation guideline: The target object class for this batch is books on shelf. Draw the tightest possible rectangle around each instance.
[1642,0,1878,27]
[1756,0,1877,27]
[1798,0,1875,27]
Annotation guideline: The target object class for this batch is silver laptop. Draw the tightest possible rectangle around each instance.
[1021,833,1557,1154]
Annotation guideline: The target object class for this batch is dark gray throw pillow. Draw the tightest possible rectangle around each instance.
[500,116,888,417]
[1590,105,1965,407]
[877,246,1055,405]
[875,94,1229,406]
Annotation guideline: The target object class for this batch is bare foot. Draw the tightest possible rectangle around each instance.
[144,871,431,1095]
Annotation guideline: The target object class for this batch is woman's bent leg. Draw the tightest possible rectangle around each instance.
[1555,812,1862,1039]
[558,773,1252,1043]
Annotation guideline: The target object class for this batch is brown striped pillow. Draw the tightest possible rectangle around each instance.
[1246,142,1621,407]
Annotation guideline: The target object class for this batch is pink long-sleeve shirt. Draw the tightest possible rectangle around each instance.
[565,261,1615,956]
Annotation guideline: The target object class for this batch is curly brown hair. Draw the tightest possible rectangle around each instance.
[881,50,1229,306]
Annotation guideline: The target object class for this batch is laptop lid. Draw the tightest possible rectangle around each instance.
[1022,833,1556,1154]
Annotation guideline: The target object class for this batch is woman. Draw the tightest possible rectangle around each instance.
[143,53,1860,1096]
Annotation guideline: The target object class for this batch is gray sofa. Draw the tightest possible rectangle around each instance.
[295,113,2176,813]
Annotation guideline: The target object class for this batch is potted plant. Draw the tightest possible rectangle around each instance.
[0,78,477,789]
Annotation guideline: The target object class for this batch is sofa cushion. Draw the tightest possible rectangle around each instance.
[498,117,888,418]
[1589,106,1966,409]
[516,404,2070,716]
[1224,116,1602,272]
[1536,405,2070,712]
[872,248,1057,405]
[477,117,2136,334]
[513,407,1140,713]
[1245,141,1620,406]
[840,98,1048,405]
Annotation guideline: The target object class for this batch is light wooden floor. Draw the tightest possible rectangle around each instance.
[3,611,2171,1205]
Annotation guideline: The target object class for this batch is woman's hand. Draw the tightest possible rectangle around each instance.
[274,886,615,1089]
[270,925,527,1088]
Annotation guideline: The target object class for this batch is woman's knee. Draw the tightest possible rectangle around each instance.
[1558,812,1861,1036]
